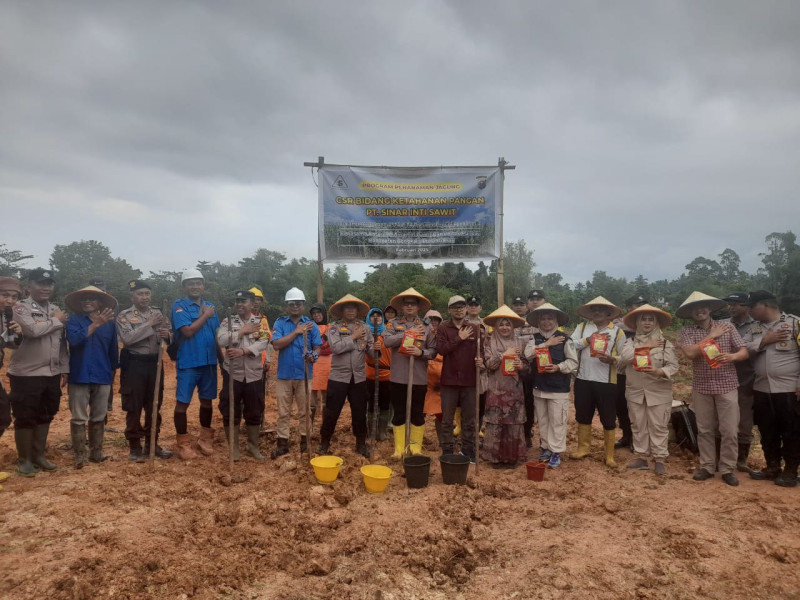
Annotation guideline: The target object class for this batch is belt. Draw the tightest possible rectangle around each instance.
[129,353,159,363]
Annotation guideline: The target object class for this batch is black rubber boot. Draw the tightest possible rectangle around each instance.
[32,423,57,471]
[355,436,370,458]
[377,410,391,442]
[736,442,751,473]
[129,438,143,462]
[317,439,331,455]
[246,424,265,461]
[750,462,782,480]
[14,428,37,477]
[775,464,798,488]
[614,428,632,450]
[300,435,308,453]
[71,423,88,469]
[271,437,289,459]
[88,421,110,463]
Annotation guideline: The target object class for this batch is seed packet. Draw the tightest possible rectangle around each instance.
[589,333,610,357]
[633,347,651,371]
[502,349,518,375]
[535,347,552,373]
[698,338,722,368]
[399,329,420,356]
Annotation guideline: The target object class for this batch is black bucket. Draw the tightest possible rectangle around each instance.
[403,455,431,488]
[439,453,471,485]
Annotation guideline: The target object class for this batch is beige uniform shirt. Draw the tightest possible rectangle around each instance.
[116,306,171,355]
[8,298,69,377]
[327,319,374,384]
[384,316,437,385]
[216,314,270,383]
[619,338,679,406]
[751,313,800,394]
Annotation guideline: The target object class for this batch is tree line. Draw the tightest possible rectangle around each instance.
[1,231,798,325]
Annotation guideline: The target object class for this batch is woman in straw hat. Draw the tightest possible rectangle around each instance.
[318,294,374,458]
[309,302,331,426]
[676,291,748,486]
[618,304,679,476]
[65,285,120,468]
[523,303,577,469]
[481,305,530,466]
[365,306,393,441]
[383,287,437,459]
[570,296,627,467]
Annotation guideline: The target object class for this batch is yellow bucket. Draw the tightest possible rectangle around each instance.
[360,464,392,494]
[310,455,343,485]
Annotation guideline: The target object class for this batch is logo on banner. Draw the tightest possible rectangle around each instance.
[332,175,348,189]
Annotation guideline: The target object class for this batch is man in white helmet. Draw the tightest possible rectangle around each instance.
[170,269,220,460]
[269,287,322,458]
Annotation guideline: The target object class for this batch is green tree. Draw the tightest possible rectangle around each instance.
[718,248,743,282]
[497,240,535,306]
[0,244,33,276]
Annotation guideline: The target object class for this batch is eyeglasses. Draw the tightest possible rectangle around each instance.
[450,304,466,310]
[403,300,419,306]
[286,301,305,307]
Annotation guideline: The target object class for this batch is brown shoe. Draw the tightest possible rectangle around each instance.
[195,426,215,456]
[176,433,200,460]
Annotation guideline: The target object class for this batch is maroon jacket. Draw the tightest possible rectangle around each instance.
[436,319,484,387]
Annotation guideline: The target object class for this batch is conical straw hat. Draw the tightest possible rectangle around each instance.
[483,304,526,328]
[576,296,622,320]
[527,302,569,327]
[676,291,726,319]
[389,287,431,315]
[329,293,370,319]
[622,303,672,330]
[65,285,118,314]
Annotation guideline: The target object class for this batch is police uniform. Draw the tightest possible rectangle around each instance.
[0,276,23,438]
[8,269,69,476]
[116,280,172,459]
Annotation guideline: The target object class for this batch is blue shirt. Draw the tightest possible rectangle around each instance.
[272,315,322,380]
[67,314,119,385]
[172,298,220,369]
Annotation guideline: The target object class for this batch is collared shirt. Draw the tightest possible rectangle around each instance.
[679,321,745,395]
[751,312,800,394]
[327,319,374,384]
[383,316,437,385]
[67,314,119,384]
[271,315,322,380]
[8,298,69,377]
[172,298,220,369]
[0,310,21,371]
[436,319,484,388]
[515,321,537,345]
[117,306,171,355]
[722,315,760,386]
[571,321,627,384]
[216,313,271,383]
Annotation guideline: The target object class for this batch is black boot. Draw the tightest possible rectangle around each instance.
[750,462,782,480]
[736,442,751,473]
[300,435,308,453]
[71,423,88,469]
[356,436,370,458]
[14,428,37,477]
[88,421,110,463]
[317,438,331,455]
[31,423,57,471]
[271,437,289,459]
[614,429,632,450]
[775,464,798,488]
[129,438,143,462]
[246,425,265,460]
[377,410,391,442]
[144,438,173,459]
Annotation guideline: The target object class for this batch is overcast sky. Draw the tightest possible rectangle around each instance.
[2,1,798,286]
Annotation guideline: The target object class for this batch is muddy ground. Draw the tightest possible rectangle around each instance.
[1,352,798,600]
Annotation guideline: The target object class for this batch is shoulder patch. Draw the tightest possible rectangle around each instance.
[14,305,27,315]
[175,307,184,313]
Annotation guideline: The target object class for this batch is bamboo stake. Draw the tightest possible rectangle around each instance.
[148,302,167,470]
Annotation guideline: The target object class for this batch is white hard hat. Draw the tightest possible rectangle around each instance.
[284,287,306,302]
[181,268,205,283]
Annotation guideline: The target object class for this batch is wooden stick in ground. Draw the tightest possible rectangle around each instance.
[474,324,481,475]
[371,320,380,444]
[405,355,415,455]
[149,320,165,469]
[303,330,312,461]
[227,310,235,471]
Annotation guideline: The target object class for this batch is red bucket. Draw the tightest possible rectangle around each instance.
[525,461,547,482]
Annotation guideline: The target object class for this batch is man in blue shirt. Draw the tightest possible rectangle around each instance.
[171,269,221,460]
[65,285,119,468]
[270,287,321,458]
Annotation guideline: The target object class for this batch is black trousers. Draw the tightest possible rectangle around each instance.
[574,378,617,430]
[8,374,61,429]
[0,382,11,436]
[321,378,368,440]
[523,372,535,438]
[219,368,265,426]
[615,373,632,435]
[753,391,800,469]
[366,378,391,412]
[390,382,426,427]
[120,355,164,441]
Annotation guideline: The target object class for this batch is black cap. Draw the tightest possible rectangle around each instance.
[527,289,545,300]
[511,296,526,305]
[722,292,748,304]
[747,290,776,306]
[466,296,481,305]
[235,290,256,301]
[625,294,649,307]
[88,277,105,288]
[128,280,151,292]
[27,268,55,283]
